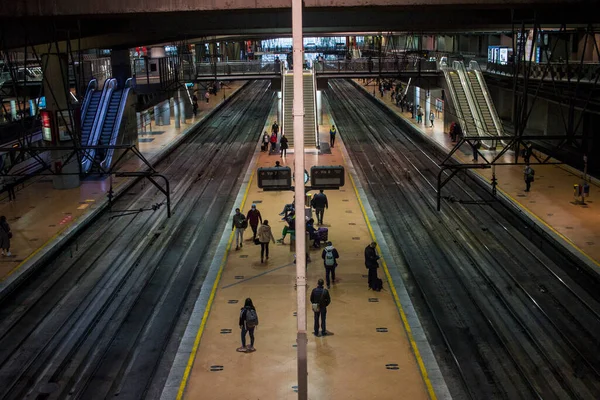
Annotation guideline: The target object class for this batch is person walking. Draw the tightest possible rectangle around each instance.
[329,125,337,148]
[204,91,210,103]
[257,220,275,263]
[231,208,247,250]
[270,132,278,153]
[429,111,435,128]
[522,143,533,164]
[311,189,328,225]
[310,279,331,337]
[246,204,262,241]
[524,164,535,192]
[322,241,339,289]
[271,120,279,136]
[364,241,380,289]
[0,215,12,256]
[237,298,259,352]
[279,133,288,157]
[471,140,480,162]
[262,131,270,152]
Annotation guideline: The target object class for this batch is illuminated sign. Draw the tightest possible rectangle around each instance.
[310,166,345,188]
[41,110,52,142]
[257,166,292,190]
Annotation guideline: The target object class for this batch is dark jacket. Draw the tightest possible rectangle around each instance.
[322,245,339,267]
[364,245,379,269]
[232,213,246,229]
[311,193,328,209]
[246,209,262,226]
[0,221,10,249]
[239,306,258,328]
[280,136,288,149]
[310,286,331,309]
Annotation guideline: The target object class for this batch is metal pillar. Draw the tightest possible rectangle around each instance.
[154,105,161,126]
[173,97,180,129]
[292,0,308,398]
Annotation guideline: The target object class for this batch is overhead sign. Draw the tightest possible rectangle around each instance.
[257,166,292,190]
[310,165,345,189]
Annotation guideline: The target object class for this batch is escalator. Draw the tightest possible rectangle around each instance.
[80,80,103,147]
[90,78,132,172]
[447,69,478,136]
[467,61,504,141]
[281,72,318,148]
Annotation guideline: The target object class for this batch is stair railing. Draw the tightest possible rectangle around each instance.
[453,60,489,146]
[102,78,133,169]
[311,70,319,149]
[83,78,116,172]
[80,79,98,119]
[469,60,506,145]
[440,59,470,137]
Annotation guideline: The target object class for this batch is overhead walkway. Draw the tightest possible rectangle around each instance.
[282,71,318,148]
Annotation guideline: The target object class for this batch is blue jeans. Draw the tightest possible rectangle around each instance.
[241,325,255,347]
[314,308,327,335]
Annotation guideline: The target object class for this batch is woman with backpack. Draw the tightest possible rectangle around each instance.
[237,298,259,352]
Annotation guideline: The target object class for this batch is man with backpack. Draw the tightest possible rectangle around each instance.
[365,241,382,291]
[321,241,339,289]
[310,279,331,337]
[524,164,535,192]
[232,208,247,250]
[311,189,329,225]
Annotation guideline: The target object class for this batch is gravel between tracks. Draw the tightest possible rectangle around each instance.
[0,80,274,400]
[327,79,600,400]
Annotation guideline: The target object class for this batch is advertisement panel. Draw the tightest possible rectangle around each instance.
[41,110,53,142]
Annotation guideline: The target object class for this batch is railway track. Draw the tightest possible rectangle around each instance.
[327,79,600,399]
[0,80,274,400]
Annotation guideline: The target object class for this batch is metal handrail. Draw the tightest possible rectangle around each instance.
[310,70,319,148]
[80,79,98,119]
[454,61,489,143]
[440,59,470,137]
[469,60,506,145]
[83,78,116,172]
[102,78,132,169]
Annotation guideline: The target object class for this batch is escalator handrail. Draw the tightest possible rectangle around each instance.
[469,60,505,138]
[100,78,132,169]
[311,70,319,147]
[440,63,470,136]
[80,79,98,119]
[453,61,488,138]
[83,78,116,172]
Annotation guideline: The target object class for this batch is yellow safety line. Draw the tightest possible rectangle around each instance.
[1,176,130,283]
[176,170,255,400]
[346,170,438,400]
[493,183,600,269]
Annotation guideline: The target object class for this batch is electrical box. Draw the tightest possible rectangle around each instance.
[310,165,345,189]
[257,166,292,191]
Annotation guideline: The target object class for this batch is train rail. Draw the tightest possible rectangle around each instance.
[327,79,600,400]
[0,80,274,399]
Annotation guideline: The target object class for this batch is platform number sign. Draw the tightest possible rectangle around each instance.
[257,166,292,190]
[310,166,345,189]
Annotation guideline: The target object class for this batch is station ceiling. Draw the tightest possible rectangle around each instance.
[1,4,597,51]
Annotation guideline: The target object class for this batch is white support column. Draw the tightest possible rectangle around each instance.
[292,0,307,399]
[173,97,180,129]
[154,105,161,126]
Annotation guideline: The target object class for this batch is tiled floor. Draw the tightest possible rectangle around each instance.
[183,119,430,399]
[0,82,246,281]
[355,80,600,267]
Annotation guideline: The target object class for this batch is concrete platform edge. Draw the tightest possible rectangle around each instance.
[0,82,249,301]
[159,131,263,400]
[349,79,600,274]
[337,135,452,400]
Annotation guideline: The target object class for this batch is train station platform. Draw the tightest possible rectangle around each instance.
[353,79,600,269]
[170,108,449,400]
[0,81,246,286]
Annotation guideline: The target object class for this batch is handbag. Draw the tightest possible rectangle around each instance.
[312,288,326,313]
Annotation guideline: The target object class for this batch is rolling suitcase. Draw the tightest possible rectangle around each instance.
[317,227,328,242]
